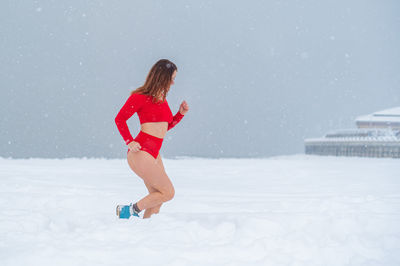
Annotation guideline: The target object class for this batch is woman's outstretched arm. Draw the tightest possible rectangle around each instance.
[167,111,184,131]
[167,100,189,131]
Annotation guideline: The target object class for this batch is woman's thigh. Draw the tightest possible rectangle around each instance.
[144,154,167,193]
[156,154,166,173]
[127,150,173,193]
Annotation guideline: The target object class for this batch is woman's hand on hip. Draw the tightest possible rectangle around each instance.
[128,141,141,152]
[179,100,189,115]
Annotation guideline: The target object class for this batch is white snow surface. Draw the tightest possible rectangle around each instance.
[1,155,400,266]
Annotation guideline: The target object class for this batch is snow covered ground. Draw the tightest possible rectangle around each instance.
[1,155,400,266]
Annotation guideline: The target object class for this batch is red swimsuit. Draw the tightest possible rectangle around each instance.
[115,93,184,158]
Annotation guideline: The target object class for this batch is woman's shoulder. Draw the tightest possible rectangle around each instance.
[125,93,146,105]
[133,92,165,102]
[130,92,144,97]
[129,92,150,100]
[129,93,156,106]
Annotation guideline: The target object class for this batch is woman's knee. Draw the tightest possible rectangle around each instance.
[162,186,175,202]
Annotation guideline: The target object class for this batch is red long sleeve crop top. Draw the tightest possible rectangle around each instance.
[115,93,184,145]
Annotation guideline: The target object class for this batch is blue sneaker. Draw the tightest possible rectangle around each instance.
[116,204,140,219]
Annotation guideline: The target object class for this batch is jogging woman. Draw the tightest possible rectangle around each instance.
[114,59,189,219]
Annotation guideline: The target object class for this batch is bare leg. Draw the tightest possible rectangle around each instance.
[142,155,168,218]
[127,150,174,218]
[142,181,162,218]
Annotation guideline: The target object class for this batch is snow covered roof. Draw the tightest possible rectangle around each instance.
[325,128,399,138]
[355,106,400,124]
[305,136,400,143]
[304,128,400,143]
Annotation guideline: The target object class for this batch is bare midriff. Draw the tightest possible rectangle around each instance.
[140,122,168,139]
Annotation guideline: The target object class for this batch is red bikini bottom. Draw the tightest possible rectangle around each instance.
[127,131,163,159]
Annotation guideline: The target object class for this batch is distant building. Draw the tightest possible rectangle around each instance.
[304,107,400,158]
[355,107,400,130]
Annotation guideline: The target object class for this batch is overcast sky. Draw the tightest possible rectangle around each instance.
[1,0,399,158]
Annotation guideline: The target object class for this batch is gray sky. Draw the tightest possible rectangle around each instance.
[1,0,400,158]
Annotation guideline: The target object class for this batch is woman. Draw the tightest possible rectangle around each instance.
[114,59,189,219]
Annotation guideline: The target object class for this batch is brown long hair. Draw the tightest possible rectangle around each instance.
[131,59,177,102]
